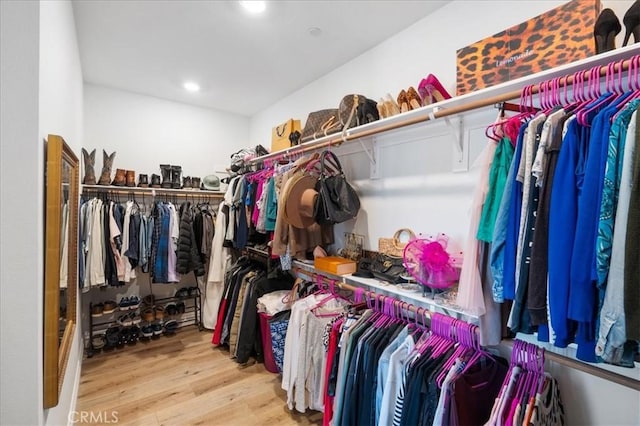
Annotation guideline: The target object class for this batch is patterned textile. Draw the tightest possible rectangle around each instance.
[269,313,290,373]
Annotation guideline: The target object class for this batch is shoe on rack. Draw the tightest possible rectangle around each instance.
[117,314,133,327]
[143,294,155,307]
[376,98,388,119]
[182,176,192,189]
[418,74,452,104]
[125,170,136,187]
[150,174,161,188]
[141,307,155,322]
[97,150,116,186]
[103,300,118,314]
[175,287,190,299]
[138,174,149,188]
[105,325,122,348]
[164,319,179,335]
[154,306,165,321]
[594,8,622,53]
[151,322,164,336]
[91,334,106,350]
[119,327,130,346]
[397,89,409,113]
[128,295,141,310]
[111,168,126,186]
[91,303,104,317]
[81,148,97,185]
[176,301,186,314]
[118,296,131,311]
[128,325,140,344]
[384,94,401,117]
[130,312,141,325]
[191,177,201,190]
[623,0,640,47]
[141,324,154,338]
[160,164,172,189]
[165,302,178,316]
[406,86,423,110]
[171,165,182,189]
[188,286,200,297]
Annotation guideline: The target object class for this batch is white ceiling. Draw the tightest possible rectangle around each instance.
[72,1,449,117]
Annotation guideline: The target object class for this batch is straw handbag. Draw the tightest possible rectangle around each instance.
[378,228,416,257]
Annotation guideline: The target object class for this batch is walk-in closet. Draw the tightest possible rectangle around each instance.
[1,1,639,425]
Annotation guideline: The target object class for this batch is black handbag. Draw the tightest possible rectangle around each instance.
[370,253,408,284]
[339,94,379,130]
[314,151,361,225]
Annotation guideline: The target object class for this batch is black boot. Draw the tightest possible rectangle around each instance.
[182,176,192,189]
[137,174,149,188]
[150,174,161,188]
[160,164,172,188]
[171,165,182,189]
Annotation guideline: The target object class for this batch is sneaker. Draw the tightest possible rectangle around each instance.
[176,301,186,314]
[164,319,179,334]
[91,334,106,350]
[118,296,131,310]
[165,302,178,316]
[116,314,132,327]
[151,322,163,336]
[141,325,154,338]
[188,286,200,297]
[130,312,141,325]
[102,300,118,314]
[128,295,141,310]
[91,303,104,317]
[175,287,189,299]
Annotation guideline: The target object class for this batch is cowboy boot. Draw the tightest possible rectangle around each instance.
[137,174,149,188]
[150,174,161,188]
[81,148,97,185]
[160,164,172,188]
[111,168,126,186]
[125,170,136,187]
[97,150,116,185]
[171,165,182,189]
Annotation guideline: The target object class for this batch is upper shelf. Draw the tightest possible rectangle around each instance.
[249,45,640,165]
[82,184,225,198]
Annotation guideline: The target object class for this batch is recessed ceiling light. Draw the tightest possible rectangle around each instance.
[183,81,200,92]
[239,1,266,14]
[308,27,322,37]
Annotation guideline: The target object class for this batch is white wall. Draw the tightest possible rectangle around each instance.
[84,84,250,182]
[39,1,85,425]
[249,1,640,424]
[0,1,43,425]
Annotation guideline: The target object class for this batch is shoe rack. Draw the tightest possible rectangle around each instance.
[86,290,202,357]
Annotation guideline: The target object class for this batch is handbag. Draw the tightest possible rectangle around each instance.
[370,253,408,284]
[339,94,379,130]
[300,109,341,144]
[378,228,416,257]
[271,119,302,152]
[314,150,361,225]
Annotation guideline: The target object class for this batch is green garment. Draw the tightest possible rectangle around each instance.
[477,137,515,242]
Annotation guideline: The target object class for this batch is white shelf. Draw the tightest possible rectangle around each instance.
[293,260,478,321]
[82,184,225,197]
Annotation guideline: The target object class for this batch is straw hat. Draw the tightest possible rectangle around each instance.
[283,174,319,229]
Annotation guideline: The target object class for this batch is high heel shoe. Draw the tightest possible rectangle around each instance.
[406,86,422,110]
[377,98,388,119]
[623,0,640,47]
[384,94,401,117]
[418,74,452,104]
[397,89,409,113]
[594,8,621,54]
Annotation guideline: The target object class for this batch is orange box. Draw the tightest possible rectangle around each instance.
[314,256,357,275]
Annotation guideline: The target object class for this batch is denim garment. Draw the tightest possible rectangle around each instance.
[596,109,637,363]
[491,124,527,302]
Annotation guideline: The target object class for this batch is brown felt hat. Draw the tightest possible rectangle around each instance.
[284,174,319,229]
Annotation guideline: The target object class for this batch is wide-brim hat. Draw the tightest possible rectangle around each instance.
[284,174,319,229]
[202,174,220,190]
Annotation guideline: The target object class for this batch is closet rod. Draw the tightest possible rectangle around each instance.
[81,184,224,198]
[253,56,635,164]
[295,266,640,390]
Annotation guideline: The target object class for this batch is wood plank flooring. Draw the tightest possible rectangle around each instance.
[76,327,323,426]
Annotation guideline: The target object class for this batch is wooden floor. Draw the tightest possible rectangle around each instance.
[76,327,323,426]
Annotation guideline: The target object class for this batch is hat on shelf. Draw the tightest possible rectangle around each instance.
[202,174,220,191]
[283,174,319,229]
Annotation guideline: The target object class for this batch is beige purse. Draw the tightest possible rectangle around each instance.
[378,228,416,257]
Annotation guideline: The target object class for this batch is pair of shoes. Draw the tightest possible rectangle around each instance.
[595,2,640,54]
[181,176,202,190]
[111,169,136,187]
[117,312,141,327]
[397,87,423,113]
[377,94,402,119]
[118,296,139,311]
[91,303,104,317]
[418,74,452,105]
[160,164,182,189]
